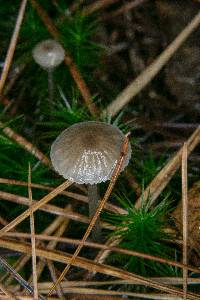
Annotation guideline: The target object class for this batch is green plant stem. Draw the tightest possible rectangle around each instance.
[88,184,102,242]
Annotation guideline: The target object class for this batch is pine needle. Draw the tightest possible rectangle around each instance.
[0,180,72,236]
[182,144,188,299]
[0,0,28,95]
[28,164,39,300]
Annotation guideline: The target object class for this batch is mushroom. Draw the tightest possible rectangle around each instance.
[50,121,131,241]
[32,39,65,103]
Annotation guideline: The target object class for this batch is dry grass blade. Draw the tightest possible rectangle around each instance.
[104,11,200,117]
[0,180,72,237]
[28,164,38,300]
[182,143,188,299]
[0,239,199,299]
[48,132,130,296]
[0,282,17,300]
[135,125,200,208]
[0,123,50,166]
[0,0,27,95]
[29,0,98,117]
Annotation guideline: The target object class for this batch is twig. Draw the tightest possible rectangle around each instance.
[182,143,188,300]
[135,125,200,208]
[0,239,199,299]
[28,165,39,300]
[104,11,200,117]
[48,132,131,295]
[0,180,72,237]
[0,122,50,166]
[0,0,28,95]
[29,0,98,117]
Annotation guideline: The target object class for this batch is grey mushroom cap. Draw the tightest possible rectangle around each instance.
[50,121,132,184]
[32,39,65,69]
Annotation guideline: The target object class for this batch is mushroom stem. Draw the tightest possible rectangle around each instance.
[47,68,54,104]
[88,184,102,242]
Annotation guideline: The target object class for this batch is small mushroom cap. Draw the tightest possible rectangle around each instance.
[50,121,131,184]
[32,39,65,69]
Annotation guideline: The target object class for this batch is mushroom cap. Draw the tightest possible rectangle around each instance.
[32,39,65,69]
[50,121,131,184]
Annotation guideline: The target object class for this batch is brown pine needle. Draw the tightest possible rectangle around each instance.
[0,180,72,237]
[0,177,126,214]
[0,0,28,95]
[0,239,199,299]
[104,11,200,117]
[37,277,200,289]
[28,164,38,300]
[0,282,17,300]
[47,260,65,300]
[4,232,200,274]
[48,132,131,296]
[0,256,45,299]
[101,0,146,20]
[82,0,119,16]
[182,143,188,299]
[0,190,113,230]
[28,206,70,284]
[135,125,200,208]
[4,208,70,286]
[0,122,50,166]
